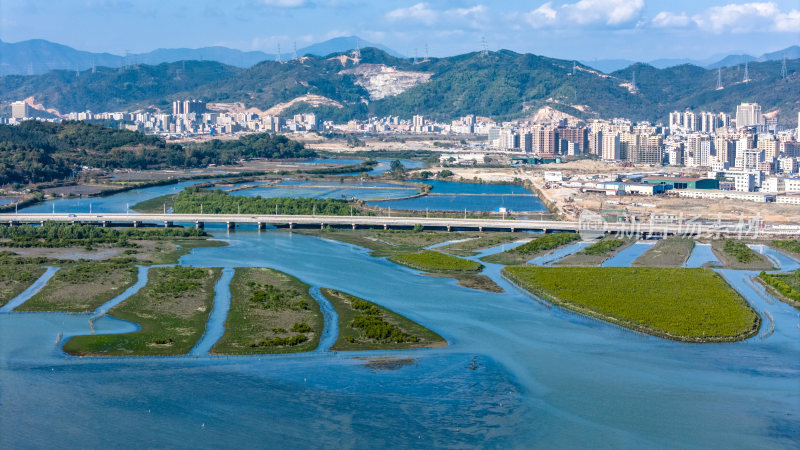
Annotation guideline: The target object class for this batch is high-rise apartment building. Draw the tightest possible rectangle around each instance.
[736,103,762,129]
[11,101,29,119]
[601,132,620,161]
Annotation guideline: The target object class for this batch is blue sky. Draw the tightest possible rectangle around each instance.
[1,1,798,61]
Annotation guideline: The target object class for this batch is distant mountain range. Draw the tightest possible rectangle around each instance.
[582,45,800,73]
[0,36,401,76]
[2,47,797,127]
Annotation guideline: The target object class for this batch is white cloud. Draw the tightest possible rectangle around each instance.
[651,11,692,28]
[562,0,643,26]
[524,2,557,28]
[385,2,438,25]
[451,5,486,17]
[686,2,800,33]
[523,0,643,29]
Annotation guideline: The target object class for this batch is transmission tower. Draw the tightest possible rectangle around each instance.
[716,67,723,90]
[781,55,788,79]
[276,43,282,63]
[743,61,750,83]
[293,41,298,60]
[413,48,418,64]
[354,38,361,65]
[572,61,576,75]
[480,37,488,57]
[92,59,96,74]
[424,43,429,62]
[631,71,637,93]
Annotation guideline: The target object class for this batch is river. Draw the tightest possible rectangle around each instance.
[0,181,798,448]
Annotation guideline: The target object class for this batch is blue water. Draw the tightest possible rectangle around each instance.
[684,243,721,268]
[0,197,18,207]
[602,241,657,267]
[0,267,60,312]
[367,179,548,212]
[190,267,235,356]
[368,194,548,212]
[416,179,534,195]
[19,180,211,214]
[2,183,799,447]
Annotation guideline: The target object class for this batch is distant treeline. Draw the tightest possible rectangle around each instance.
[0,121,316,184]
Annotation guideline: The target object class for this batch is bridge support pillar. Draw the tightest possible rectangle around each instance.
[479,226,483,232]
[102,221,108,228]
[511,227,515,233]
[195,221,204,229]
[40,220,45,226]
[447,225,451,232]
[289,223,294,230]
[352,223,356,230]
[8,220,17,227]
[133,221,141,228]
[383,224,388,230]
[543,228,550,234]
[321,223,325,230]
[257,222,266,230]
[226,222,235,230]
[164,221,173,228]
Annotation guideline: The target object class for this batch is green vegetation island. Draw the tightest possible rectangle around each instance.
[63,266,221,356]
[632,238,695,267]
[389,250,502,293]
[18,258,138,313]
[321,288,445,351]
[757,270,800,310]
[212,267,323,355]
[170,186,366,216]
[711,239,774,271]
[502,266,760,343]
[481,232,580,265]
[556,238,631,266]
[0,252,47,307]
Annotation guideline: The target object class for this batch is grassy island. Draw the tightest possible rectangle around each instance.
[63,266,220,356]
[18,258,139,312]
[0,253,47,307]
[321,288,445,351]
[390,250,483,273]
[757,270,800,310]
[632,238,695,267]
[502,266,760,342]
[211,267,322,355]
[389,250,500,293]
[771,239,800,256]
[712,239,774,270]
[481,232,579,265]
[556,238,630,266]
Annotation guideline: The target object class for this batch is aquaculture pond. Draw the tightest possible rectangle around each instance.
[367,179,548,212]
[1,185,798,448]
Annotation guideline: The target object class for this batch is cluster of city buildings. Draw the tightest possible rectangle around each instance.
[5,97,800,202]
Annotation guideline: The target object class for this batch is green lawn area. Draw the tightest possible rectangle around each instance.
[481,232,579,265]
[503,266,760,342]
[211,267,323,355]
[0,253,47,307]
[389,250,483,273]
[321,288,445,351]
[63,266,221,356]
[758,270,800,310]
[632,238,695,267]
[18,258,139,312]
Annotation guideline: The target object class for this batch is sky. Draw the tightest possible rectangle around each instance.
[1,0,799,61]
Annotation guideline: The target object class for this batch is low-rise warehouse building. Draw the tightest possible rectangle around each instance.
[642,176,719,190]
[676,189,775,203]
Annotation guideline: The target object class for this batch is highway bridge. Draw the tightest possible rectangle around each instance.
[1,213,797,237]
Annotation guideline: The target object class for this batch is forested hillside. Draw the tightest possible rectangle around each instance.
[1,48,798,126]
[0,121,314,184]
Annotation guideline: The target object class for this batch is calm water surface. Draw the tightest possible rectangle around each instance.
[2,182,799,448]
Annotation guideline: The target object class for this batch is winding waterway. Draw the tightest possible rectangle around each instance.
[1,181,798,448]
